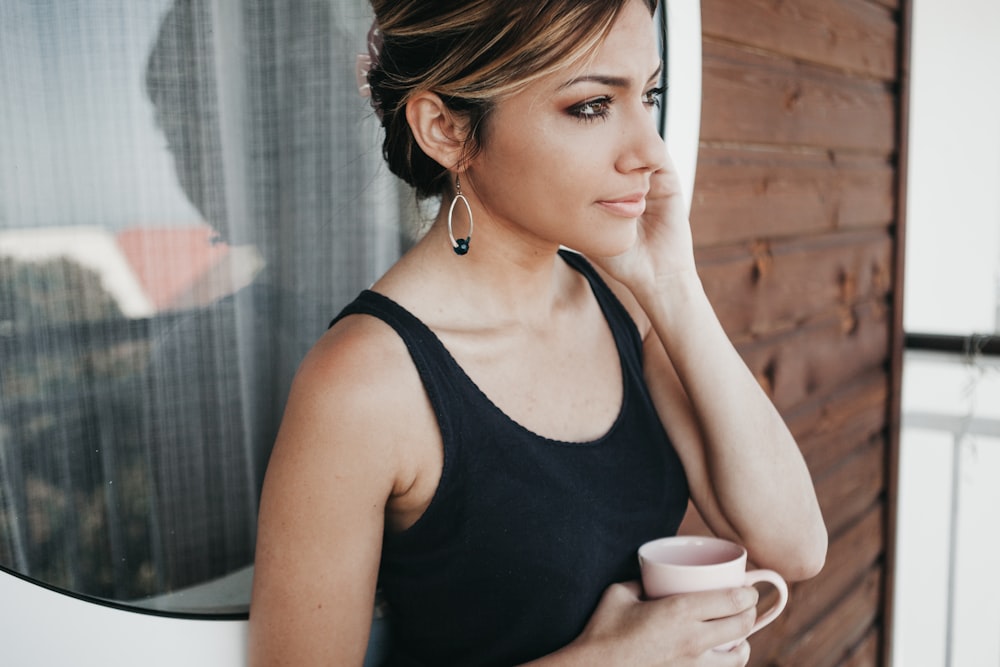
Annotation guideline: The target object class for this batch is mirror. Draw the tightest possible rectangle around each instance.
[0,5,702,664]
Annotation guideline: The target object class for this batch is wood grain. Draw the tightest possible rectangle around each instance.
[698,230,894,343]
[814,436,885,538]
[772,567,883,666]
[691,146,896,244]
[749,567,882,667]
[685,1,906,661]
[701,39,897,151]
[736,300,890,412]
[749,504,884,662]
[841,628,882,667]
[788,371,889,476]
[702,0,898,80]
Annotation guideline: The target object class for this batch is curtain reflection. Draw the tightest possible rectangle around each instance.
[0,0,403,612]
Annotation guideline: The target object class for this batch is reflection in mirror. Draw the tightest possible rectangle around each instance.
[0,0,400,614]
[0,0,701,618]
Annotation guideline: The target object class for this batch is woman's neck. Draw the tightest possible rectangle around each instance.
[376,216,581,331]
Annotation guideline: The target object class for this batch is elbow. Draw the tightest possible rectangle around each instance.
[780,527,828,582]
[772,497,829,582]
[749,521,827,583]
[784,546,826,582]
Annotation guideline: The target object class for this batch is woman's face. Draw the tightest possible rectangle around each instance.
[464,0,665,258]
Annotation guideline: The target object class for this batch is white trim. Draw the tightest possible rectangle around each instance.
[664,0,702,216]
[0,226,155,318]
[0,568,248,667]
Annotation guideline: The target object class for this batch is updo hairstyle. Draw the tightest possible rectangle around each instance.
[367,0,658,199]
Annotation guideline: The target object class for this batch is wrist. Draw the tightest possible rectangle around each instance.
[518,637,604,666]
[632,268,706,315]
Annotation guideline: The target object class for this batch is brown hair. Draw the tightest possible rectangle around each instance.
[367,0,658,199]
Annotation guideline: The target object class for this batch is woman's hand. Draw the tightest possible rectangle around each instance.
[589,146,697,299]
[527,581,757,666]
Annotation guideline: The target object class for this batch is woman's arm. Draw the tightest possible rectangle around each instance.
[591,147,826,581]
[248,319,426,666]
[635,274,827,581]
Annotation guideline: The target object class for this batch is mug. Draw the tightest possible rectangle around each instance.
[637,536,788,649]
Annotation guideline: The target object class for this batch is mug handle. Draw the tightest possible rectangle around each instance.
[743,568,788,636]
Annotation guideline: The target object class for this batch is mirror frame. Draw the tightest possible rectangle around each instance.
[661,0,702,216]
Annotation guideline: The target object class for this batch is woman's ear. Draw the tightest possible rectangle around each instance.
[405,91,469,172]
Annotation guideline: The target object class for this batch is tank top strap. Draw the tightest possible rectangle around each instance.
[556,249,645,367]
[329,290,462,446]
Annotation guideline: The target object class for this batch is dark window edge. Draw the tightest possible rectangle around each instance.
[905,332,1000,357]
[0,563,249,621]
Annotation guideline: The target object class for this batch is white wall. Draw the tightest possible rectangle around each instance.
[904,0,1000,335]
[895,353,1000,667]
[896,1,1000,665]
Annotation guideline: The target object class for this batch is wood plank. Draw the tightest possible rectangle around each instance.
[789,504,883,631]
[870,0,900,11]
[691,146,896,243]
[736,300,890,412]
[748,504,884,662]
[701,39,897,151]
[790,371,889,477]
[757,625,884,667]
[771,566,883,667]
[815,436,885,538]
[840,627,881,667]
[702,0,898,80]
[684,2,905,663]
[698,230,894,343]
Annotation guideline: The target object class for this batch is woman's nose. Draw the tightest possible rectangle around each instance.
[617,110,667,174]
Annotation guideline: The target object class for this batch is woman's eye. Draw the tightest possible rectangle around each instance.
[570,96,612,121]
[643,86,665,108]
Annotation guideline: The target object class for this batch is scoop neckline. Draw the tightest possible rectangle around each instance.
[362,253,630,447]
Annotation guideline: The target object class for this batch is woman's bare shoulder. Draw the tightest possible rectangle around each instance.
[260,306,440,537]
[308,310,412,381]
[286,311,425,448]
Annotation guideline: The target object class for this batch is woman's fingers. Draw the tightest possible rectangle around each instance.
[657,586,757,621]
[701,604,757,656]
[648,587,759,656]
[710,639,751,666]
[583,582,757,665]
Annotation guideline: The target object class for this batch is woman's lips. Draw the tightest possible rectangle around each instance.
[596,196,646,218]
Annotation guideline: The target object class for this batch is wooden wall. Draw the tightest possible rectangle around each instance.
[683,0,909,664]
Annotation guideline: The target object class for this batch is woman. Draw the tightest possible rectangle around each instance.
[248,0,827,664]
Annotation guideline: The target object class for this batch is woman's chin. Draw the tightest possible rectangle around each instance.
[579,225,638,259]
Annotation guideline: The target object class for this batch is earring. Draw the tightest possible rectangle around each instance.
[448,175,473,256]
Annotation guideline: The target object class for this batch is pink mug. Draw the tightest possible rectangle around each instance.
[638,536,788,650]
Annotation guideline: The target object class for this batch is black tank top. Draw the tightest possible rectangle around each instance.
[331,250,689,666]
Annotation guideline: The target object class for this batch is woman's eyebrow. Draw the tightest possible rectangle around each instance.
[559,63,663,90]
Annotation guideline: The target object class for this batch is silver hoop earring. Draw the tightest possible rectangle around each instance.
[448,175,473,256]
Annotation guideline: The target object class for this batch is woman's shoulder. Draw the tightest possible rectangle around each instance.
[269,303,438,495]
[274,302,423,460]
[297,307,420,415]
